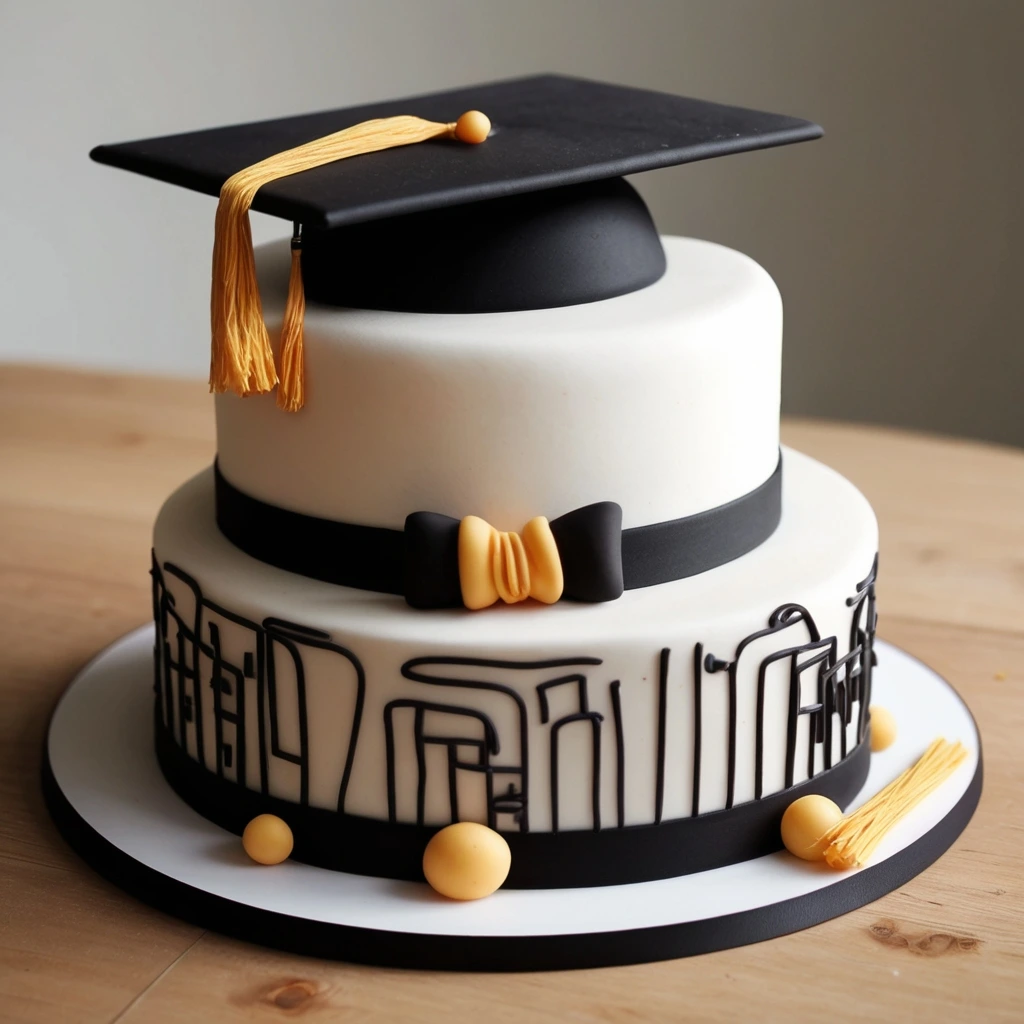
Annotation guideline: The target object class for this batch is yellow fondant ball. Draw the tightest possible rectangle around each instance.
[242,814,293,865]
[869,705,898,752]
[454,109,491,144]
[781,795,843,862]
[422,822,511,900]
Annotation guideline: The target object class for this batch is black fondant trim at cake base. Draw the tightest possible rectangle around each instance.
[41,630,984,970]
[155,714,871,889]
[42,745,983,971]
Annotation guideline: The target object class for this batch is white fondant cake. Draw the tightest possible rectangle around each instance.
[84,78,928,952]
[151,232,879,887]
[216,237,782,529]
[154,448,876,833]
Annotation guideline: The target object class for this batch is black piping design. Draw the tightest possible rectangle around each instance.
[609,680,625,829]
[400,656,603,833]
[654,648,669,825]
[152,557,366,814]
[691,644,703,816]
[384,699,502,827]
[703,562,878,810]
[536,673,603,832]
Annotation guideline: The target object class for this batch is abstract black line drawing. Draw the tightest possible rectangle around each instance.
[399,656,603,832]
[152,556,365,812]
[702,558,878,809]
[153,553,876,836]
[537,673,603,832]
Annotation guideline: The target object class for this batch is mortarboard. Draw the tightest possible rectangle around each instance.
[91,74,822,410]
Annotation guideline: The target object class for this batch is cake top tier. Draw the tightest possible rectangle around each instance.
[215,235,782,531]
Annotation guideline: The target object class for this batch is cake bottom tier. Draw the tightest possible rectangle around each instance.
[152,448,879,888]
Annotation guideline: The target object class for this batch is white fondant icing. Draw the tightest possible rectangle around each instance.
[152,448,878,833]
[214,236,782,530]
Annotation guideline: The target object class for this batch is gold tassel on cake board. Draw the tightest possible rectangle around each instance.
[820,738,968,869]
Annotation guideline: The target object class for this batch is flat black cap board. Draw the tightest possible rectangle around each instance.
[92,74,821,229]
[91,74,822,407]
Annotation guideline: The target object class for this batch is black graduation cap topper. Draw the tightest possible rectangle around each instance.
[91,74,822,410]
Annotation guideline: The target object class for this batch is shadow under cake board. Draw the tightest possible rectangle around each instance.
[42,627,982,971]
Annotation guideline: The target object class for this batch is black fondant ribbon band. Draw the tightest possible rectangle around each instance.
[154,714,868,888]
[214,453,783,607]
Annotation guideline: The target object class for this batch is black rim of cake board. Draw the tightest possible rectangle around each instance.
[153,714,872,888]
[40,743,982,971]
[41,640,984,971]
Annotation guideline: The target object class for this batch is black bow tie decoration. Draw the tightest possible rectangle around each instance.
[404,502,624,610]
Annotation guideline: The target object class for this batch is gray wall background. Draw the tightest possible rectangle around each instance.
[2,0,1021,447]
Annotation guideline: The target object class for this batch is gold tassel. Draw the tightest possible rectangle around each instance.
[820,738,968,869]
[210,110,491,409]
[276,227,306,412]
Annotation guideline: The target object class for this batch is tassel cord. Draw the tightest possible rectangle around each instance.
[210,113,482,407]
[276,224,306,412]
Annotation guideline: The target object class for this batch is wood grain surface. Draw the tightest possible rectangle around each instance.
[0,365,1021,1023]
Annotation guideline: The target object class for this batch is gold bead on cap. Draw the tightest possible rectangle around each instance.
[454,110,491,144]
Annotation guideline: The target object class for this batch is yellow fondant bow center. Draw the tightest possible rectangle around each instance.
[458,516,564,610]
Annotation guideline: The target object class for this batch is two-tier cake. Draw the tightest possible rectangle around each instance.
[46,75,987,970]
[90,75,880,891]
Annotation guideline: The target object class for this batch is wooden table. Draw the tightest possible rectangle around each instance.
[1,365,1021,1023]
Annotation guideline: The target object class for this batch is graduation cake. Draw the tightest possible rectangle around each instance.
[92,76,882,891]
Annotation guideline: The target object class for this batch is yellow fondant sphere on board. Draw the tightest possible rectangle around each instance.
[242,814,294,865]
[781,795,844,862]
[422,822,511,900]
[454,110,491,144]
[869,705,898,752]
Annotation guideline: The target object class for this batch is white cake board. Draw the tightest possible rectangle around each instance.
[43,626,982,970]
